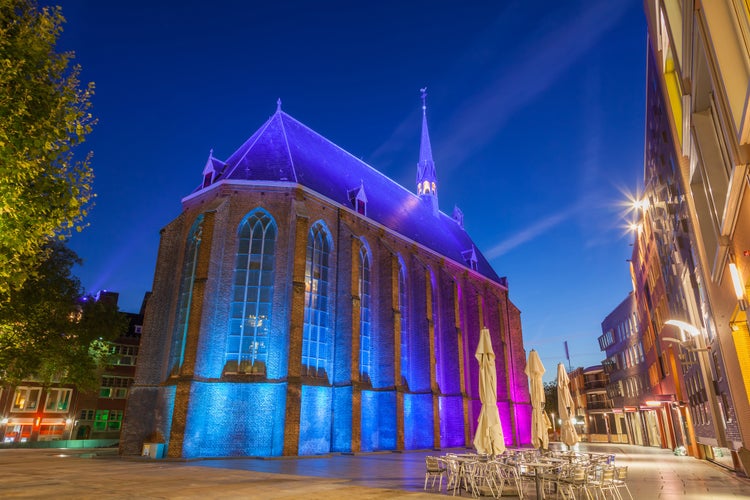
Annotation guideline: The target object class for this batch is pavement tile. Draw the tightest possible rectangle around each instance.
[1,443,750,499]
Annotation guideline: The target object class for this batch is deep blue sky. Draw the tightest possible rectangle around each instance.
[53,0,646,379]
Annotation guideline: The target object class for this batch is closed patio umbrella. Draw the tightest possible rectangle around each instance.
[472,327,506,455]
[557,363,579,448]
[525,349,548,450]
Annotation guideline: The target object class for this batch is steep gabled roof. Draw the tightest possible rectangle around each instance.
[192,109,502,285]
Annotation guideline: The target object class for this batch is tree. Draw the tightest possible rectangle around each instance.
[0,0,96,299]
[544,381,558,416]
[0,242,128,390]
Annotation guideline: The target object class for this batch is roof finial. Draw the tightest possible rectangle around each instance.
[416,86,438,216]
[277,98,282,112]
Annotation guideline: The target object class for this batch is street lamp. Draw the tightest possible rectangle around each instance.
[551,412,556,435]
[665,319,727,448]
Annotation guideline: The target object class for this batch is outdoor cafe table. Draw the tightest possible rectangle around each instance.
[445,454,488,495]
[522,460,563,499]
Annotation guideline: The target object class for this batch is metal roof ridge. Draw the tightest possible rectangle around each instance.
[276,111,298,183]
[223,112,279,177]
[276,110,449,215]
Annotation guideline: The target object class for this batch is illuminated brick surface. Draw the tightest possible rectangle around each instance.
[120,109,531,458]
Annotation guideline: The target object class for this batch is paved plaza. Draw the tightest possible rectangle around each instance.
[1,443,749,499]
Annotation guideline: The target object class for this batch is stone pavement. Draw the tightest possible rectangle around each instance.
[1,443,749,499]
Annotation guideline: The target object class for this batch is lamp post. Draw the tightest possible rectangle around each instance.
[551,412,556,436]
[665,319,727,448]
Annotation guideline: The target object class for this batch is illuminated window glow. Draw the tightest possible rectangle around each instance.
[398,257,409,385]
[303,221,333,378]
[226,209,276,373]
[359,243,372,379]
[44,389,72,412]
[12,387,41,412]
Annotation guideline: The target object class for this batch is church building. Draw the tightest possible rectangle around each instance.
[120,92,531,458]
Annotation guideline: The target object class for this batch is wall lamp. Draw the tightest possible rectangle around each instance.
[728,262,747,310]
[664,320,709,352]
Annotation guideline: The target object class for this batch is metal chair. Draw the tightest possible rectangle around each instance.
[612,466,633,500]
[559,465,594,500]
[424,455,447,491]
[588,466,618,499]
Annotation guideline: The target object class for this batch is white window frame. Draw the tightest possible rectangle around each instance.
[12,387,42,412]
[44,388,72,412]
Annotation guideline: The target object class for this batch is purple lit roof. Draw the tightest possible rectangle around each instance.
[192,109,503,285]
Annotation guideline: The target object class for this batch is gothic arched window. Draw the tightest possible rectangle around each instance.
[302,221,333,378]
[398,256,409,385]
[359,241,372,380]
[225,208,276,374]
[168,214,204,375]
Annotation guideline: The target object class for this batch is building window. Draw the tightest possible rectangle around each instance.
[302,221,333,378]
[226,209,276,374]
[100,376,133,399]
[44,388,72,412]
[94,410,109,431]
[429,269,441,388]
[12,387,41,412]
[398,257,409,385]
[79,409,95,421]
[110,344,138,366]
[359,242,372,380]
[108,410,124,431]
[39,424,65,439]
[168,214,204,375]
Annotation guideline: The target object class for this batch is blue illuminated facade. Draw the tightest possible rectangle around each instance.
[120,96,531,458]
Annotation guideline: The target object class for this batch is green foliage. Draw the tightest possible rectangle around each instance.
[0,0,96,299]
[0,242,129,390]
[544,381,558,415]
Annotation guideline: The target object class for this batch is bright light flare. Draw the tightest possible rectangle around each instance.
[665,319,700,338]
[729,262,745,301]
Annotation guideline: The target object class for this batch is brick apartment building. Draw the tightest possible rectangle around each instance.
[0,292,143,445]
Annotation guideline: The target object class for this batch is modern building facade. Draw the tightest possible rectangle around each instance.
[567,366,611,443]
[120,96,531,459]
[643,0,750,474]
[600,294,648,446]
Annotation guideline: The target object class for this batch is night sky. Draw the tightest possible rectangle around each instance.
[52,0,646,379]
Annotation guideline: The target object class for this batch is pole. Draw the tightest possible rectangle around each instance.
[551,412,556,437]
[693,333,727,448]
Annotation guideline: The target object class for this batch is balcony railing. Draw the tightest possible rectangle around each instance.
[586,401,610,410]
[584,380,608,390]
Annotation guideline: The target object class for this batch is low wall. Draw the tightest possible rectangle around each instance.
[0,439,118,449]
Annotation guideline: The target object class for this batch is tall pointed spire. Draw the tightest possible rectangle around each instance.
[416,87,439,215]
